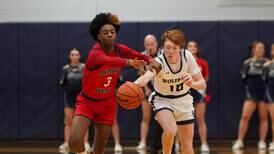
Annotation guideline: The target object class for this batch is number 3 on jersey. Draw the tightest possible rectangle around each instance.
[170,83,183,92]
[104,77,112,87]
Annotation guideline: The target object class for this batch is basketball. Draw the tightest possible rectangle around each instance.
[117,81,144,110]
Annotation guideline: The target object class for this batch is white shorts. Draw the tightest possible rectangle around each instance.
[149,91,195,125]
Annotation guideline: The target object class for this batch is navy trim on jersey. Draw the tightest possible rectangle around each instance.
[154,107,174,115]
[155,90,190,99]
[163,51,182,74]
[176,119,195,125]
[157,57,166,71]
[157,56,164,64]
[150,92,157,111]
[183,49,187,62]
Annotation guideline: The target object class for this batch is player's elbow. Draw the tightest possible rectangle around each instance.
[196,80,206,90]
[201,81,207,90]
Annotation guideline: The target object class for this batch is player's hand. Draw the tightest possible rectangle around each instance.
[182,73,192,87]
[148,59,161,73]
[127,58,145,69]
[148,59,158,68]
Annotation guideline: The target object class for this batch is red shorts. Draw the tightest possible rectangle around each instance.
[74,94,117,125]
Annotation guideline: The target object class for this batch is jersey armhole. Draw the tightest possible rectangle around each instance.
[156,57,165,71]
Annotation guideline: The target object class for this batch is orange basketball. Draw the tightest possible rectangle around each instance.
[117,81,144,110]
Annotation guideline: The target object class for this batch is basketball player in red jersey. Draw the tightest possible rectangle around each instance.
[70,12,150,154]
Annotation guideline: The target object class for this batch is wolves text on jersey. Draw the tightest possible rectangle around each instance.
[162,76,184,84]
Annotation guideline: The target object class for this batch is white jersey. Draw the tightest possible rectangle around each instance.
[153,49,200,97]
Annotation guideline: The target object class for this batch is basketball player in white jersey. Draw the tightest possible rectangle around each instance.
[135,29,206,154]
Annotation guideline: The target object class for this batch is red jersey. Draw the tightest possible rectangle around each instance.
[196,58,209,81]
[82,43,149,100]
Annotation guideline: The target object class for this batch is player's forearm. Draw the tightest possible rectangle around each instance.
[86,55,127,70]
[98,56,128,66]
[133,52,150,62]
[125,49,150,62]
[190,79,206,91]
[134,70,155,87]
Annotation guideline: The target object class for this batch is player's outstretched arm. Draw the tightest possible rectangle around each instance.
[118,44,150,62]
[134,59,162,87]
[134,69,156,87]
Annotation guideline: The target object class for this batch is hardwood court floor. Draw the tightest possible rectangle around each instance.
[0,140,273,154]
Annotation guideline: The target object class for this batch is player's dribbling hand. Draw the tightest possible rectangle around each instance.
[182,73,192,87]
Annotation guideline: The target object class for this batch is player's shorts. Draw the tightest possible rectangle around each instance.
[246,85,265,102]
[190,88,205,104]
[149,91,195,125]
[74,93,117,125]
[265,86,274,103]
[64,92,78,108]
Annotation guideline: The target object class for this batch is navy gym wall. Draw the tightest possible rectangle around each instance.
[0,21,274,140]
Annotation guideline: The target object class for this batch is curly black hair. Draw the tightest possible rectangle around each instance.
[89,12,121,41]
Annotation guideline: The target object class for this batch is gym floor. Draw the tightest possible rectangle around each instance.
[0,140,272,154]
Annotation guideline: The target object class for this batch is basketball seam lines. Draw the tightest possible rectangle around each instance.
[116,91,137,98]
[123,84,140,96]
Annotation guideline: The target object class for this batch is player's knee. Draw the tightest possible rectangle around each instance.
[163,125,177,138]
[259,112,268,121]
[241,114,251,121]
[259,116,268,122]
[65,118,73,126]
[196,115,205,125]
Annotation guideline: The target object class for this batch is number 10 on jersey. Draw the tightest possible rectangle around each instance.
[169,83,184,92]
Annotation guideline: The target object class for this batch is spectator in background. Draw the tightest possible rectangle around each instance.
[233,41,269,150]
[137,34,162,150]
[264,43,274,151]
[187,40,210,153]
[59,48,90,153]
